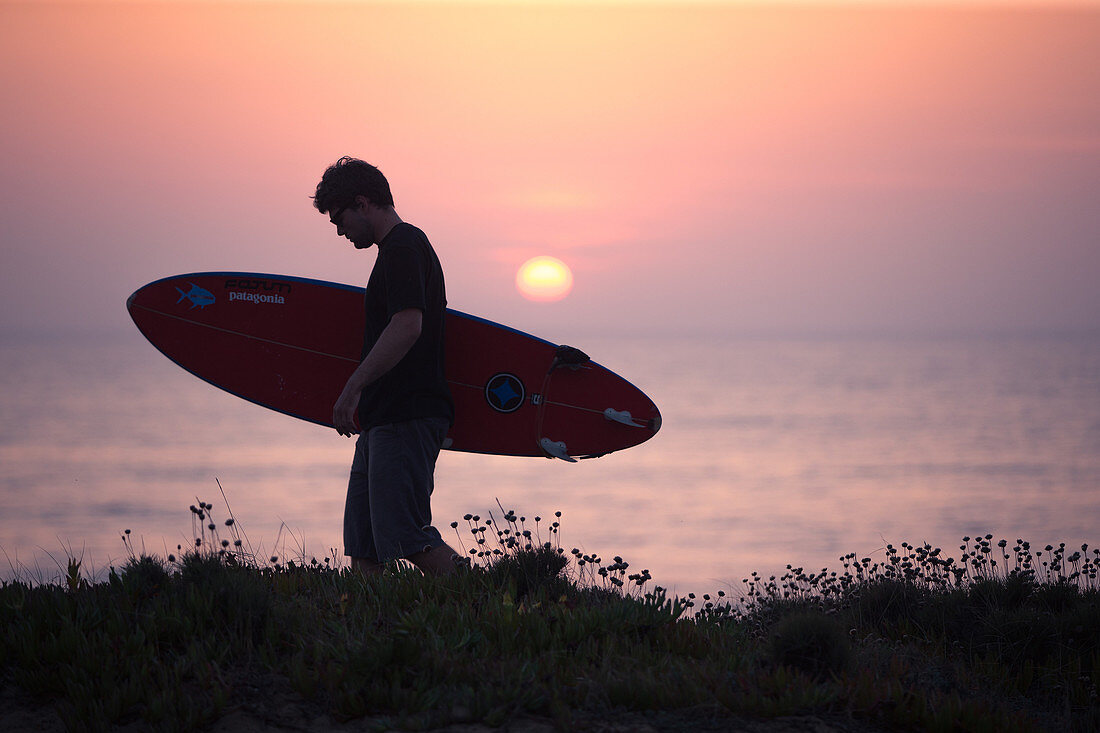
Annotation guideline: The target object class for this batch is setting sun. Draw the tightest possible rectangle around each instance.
[516,256,574,302]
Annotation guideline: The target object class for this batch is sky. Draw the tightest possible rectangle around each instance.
[2,0,1099,341]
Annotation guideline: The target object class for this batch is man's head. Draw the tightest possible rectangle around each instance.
[313,156,394,213]
[314,157,396,249]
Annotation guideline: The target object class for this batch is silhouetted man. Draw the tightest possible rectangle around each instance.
[313,157,459,575]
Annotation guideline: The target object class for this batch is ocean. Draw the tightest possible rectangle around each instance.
[2,332,1098,596]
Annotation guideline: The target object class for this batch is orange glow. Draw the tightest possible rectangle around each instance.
[0,3,1097,336]
[516,256,574,302]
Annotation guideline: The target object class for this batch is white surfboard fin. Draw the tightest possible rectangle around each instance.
[604,408,647,427]
[540,438,578,462]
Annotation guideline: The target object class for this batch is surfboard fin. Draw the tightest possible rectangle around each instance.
[540,438,578,462]
[604,408,647,427]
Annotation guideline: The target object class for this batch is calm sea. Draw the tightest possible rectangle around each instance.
[2,332,1098,595]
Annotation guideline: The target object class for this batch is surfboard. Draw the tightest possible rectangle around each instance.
[127,272,661,460]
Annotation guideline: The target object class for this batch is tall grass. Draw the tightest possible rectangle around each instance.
[1,501,1097,732]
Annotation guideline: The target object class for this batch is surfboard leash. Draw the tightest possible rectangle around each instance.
[534,345,591,461]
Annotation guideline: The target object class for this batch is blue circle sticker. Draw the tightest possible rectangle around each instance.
[485,373,525,413]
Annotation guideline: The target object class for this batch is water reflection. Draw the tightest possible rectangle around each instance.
[2,335,1098,595]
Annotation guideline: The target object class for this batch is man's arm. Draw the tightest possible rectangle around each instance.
[332,308,423,436]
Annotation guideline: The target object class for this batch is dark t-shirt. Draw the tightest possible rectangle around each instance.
[358,223,453,431]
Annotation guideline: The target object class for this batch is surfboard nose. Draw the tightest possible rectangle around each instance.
[126,289,139,315]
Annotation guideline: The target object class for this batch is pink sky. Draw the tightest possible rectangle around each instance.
[2,1,1098,340]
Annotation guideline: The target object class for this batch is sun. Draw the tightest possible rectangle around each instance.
[516,256,574,302]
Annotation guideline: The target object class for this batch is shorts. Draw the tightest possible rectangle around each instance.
[343,416,450,563]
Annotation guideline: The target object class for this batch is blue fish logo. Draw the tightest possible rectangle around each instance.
[175,282,215,310]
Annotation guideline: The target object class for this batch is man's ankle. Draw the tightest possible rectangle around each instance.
[410,544,460,576]
[351,556,384,575]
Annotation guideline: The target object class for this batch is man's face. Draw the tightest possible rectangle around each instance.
[330,198,374,249]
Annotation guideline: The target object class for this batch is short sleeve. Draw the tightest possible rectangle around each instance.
[380,241,428,318]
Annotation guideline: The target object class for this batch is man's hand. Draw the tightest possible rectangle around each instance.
[333,382,361,437]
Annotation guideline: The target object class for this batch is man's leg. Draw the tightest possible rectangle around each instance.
[344,433,382,574]
[368,418,454,570]
[350,556,385,575]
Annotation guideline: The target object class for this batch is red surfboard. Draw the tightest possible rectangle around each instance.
[127,272,660,460]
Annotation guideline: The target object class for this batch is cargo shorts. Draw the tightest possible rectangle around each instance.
[343,417,450,563]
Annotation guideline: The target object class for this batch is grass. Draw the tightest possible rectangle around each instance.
[2,502,1098,732]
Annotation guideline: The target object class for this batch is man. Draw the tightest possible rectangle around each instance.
[313,157,459,576]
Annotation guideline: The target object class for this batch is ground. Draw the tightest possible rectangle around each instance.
[1,682,886,733]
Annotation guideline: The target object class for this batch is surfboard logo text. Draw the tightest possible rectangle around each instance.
[224,278,292,305]
[229,292,285,305]
[485,373,525,413]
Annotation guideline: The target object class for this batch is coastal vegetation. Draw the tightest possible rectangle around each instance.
[2,502,1098,731]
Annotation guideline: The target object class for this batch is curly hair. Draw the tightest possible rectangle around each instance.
[312,157,395,214]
